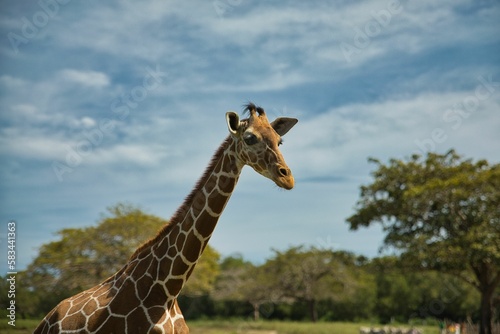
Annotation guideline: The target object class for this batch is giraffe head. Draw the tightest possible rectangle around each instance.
[226,103,298,190]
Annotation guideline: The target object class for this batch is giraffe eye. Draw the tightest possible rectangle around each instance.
[278,138,284,146]
[243,133,259,145]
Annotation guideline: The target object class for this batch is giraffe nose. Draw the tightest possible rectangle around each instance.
[278,166,290,177]
[275,165,294,190]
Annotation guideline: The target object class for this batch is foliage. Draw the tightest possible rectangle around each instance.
[324,258,376,322]
[347,150,500,334]
[212,254,278,320]
[262,247,363,322]
[26,204,165,292]
[368,257,480,324]
[212,254,257,302]
[19,203,219,317]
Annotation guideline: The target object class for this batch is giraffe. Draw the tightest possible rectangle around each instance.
[34,103,298,334]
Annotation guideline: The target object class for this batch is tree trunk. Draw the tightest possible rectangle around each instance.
[308,299,318,323]
[474,261,500,334]
[479,287,493,334]
[252,302,260,321]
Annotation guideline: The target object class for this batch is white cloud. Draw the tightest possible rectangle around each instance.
[0,127,68,161]
[87,144,165,167]
[58,69,110,88]
[288,87,500,179]
[79,117,97,128]
[0,74,27,87]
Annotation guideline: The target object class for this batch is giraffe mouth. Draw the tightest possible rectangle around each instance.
[275,176,295,190]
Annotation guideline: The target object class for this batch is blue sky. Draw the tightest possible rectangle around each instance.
[1,0,499,273]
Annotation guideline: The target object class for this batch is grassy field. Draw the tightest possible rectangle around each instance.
[0,319,39,334]
[1,319,439,334]
[189,320,438,334]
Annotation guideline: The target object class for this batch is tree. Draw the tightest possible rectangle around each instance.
[347,150,500,334]
[318,255,376,322]
[212,255,277,321]
[368,257,419,323]
[265,246,353,322]
[23,203,220,316]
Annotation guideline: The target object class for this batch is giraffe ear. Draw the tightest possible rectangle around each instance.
[271,117,298,136]
[226,112,240,135]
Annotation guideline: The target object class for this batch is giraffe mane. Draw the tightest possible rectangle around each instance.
[243,102,265,116]
[129,136,234,260]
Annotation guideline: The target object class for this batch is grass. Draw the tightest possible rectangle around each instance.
[187,320,439,334]
[1,319,439,334]
[0,319,40,334]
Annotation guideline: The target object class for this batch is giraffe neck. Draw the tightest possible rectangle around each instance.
[33,137,243,334]
[127,136,242,305]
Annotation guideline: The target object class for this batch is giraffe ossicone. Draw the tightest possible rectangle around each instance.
[34,103,298,334]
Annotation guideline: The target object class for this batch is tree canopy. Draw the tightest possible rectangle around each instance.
[21,203,220,316]
[264,246,353,322]
[347,150,500,334]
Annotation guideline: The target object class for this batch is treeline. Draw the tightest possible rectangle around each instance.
[0,204,489,324]
[177,248,483,324]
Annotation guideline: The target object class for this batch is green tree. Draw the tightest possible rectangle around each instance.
[347,150,500,334]
[210,255,255,318]
[366,256,480,324]
[265,246,353,322]
[23,203,220,316]
[318,255,376,322]
[369,257,420,323]
[213,255,278,321]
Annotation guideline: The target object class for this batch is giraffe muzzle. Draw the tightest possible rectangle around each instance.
[274,165,294,190]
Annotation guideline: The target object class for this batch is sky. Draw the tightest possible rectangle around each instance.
[1,0,499,274]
